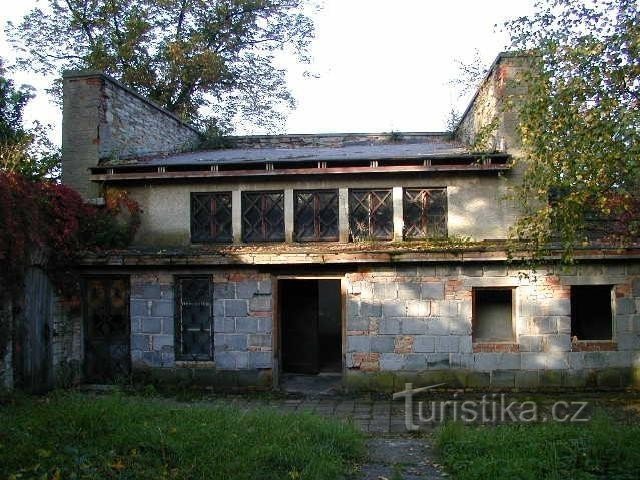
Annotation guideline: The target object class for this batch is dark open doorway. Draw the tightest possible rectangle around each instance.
[279,279,342,375]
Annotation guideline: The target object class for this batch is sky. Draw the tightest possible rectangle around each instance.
[0,0,536,142]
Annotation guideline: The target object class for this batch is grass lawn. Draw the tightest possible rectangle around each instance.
[0,392,363,480]
[436,414,640,480]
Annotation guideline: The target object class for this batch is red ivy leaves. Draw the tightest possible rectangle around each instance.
[0,172,140,296]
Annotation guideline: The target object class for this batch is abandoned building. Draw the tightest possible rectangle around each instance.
[2,52,639,392]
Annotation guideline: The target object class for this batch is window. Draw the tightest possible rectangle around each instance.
[294,189,339,242]
[191,192,232,243]
[242,191,285,242]
[175,277,213,361]
[571,285,612,340]
[403,188,447,239]
[472,288,515,343]
[349,189,393,241]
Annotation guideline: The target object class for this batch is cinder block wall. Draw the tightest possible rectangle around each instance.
[61,71,201,198]
[121,262,639,392]
[345,262,640,391]
[129,270,273,388]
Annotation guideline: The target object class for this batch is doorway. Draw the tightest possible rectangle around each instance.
[279,279,342,376]
[84,277,131,383]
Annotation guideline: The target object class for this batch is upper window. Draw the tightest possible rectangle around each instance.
[571,285,612,340]
[242,191,285,242]
[175,277,213,361]
[472,288,515,343]
[349,189,393,241]
[191,192,233,243]
[294,189,339,242]
[403,188,447,239]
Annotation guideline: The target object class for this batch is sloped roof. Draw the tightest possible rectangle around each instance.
[99,133,471,167]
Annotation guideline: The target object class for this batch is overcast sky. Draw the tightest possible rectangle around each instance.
[0,0,535,142]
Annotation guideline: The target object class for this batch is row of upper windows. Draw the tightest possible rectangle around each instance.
[190,188,448,243]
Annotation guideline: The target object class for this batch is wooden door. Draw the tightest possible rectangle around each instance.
[281,280,319,374]
[84,277,130,383]
[16,267,55,392]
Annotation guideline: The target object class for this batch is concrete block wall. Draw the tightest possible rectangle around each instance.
[345,262,640,390]
[130,270,273,377]
[62,71,201,198]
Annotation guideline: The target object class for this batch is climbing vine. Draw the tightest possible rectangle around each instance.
[0,172,141,359]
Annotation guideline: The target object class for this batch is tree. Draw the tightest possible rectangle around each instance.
[6,0,315,133]
[0,60,61,180]
[505,0,640,262]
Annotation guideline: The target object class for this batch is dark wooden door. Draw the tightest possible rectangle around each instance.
[16,266,55,393]
[84,277,130,383]
[281,280,319,374]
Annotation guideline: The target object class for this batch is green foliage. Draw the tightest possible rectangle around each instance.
[0,392,363,480]
[506,0,640,262]
[437,414,640,480]
[6,0,315,132]
[0,60,60,180]
[445,107,461,139]
[448,48,489,100]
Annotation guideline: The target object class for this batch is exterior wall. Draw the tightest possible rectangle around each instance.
[457,53,530,152]
[0,296,12,390]
[344,262,640,391]
[62,71,200,198]
[73,260,640,392]
[52,300,83,387]
[121,172,516,246]
[129,270,273,388]
[229,132,451,149]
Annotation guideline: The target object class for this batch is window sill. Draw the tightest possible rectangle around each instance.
[175,360,215,368]
[473,342,519,353]
[571,341,617,352]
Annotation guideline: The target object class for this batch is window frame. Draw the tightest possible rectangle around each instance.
[174,276,213,362]
[471,286,517,344]
[241,190,285,243]
[293,189,340,242]
[348,188,394,241]
[190,192,233,244]
[403,187,448,239]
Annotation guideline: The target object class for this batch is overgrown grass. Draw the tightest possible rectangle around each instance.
[436,414,640,480]
[0,392,363,480]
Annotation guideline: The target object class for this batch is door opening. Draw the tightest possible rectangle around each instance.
[84,277,131,383]
[280,279,342,375]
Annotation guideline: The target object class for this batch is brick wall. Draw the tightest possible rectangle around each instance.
[345,262,640,391]
[62,71,201,198]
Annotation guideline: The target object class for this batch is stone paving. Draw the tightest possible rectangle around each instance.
[214,395,417,433]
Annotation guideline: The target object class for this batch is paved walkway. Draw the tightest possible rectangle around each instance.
[216,395,416,433]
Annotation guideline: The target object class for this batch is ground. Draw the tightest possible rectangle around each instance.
[2,388,640,479]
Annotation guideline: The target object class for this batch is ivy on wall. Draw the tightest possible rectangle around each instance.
[0,172,141,360]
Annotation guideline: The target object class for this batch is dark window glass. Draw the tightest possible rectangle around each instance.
[191,192,233,243]
[175,277,212,361]
[403,188,447,239]
[242,191,285,242]
[571,285,612,340]
[294,189,339,242]
[349,189,393,241]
